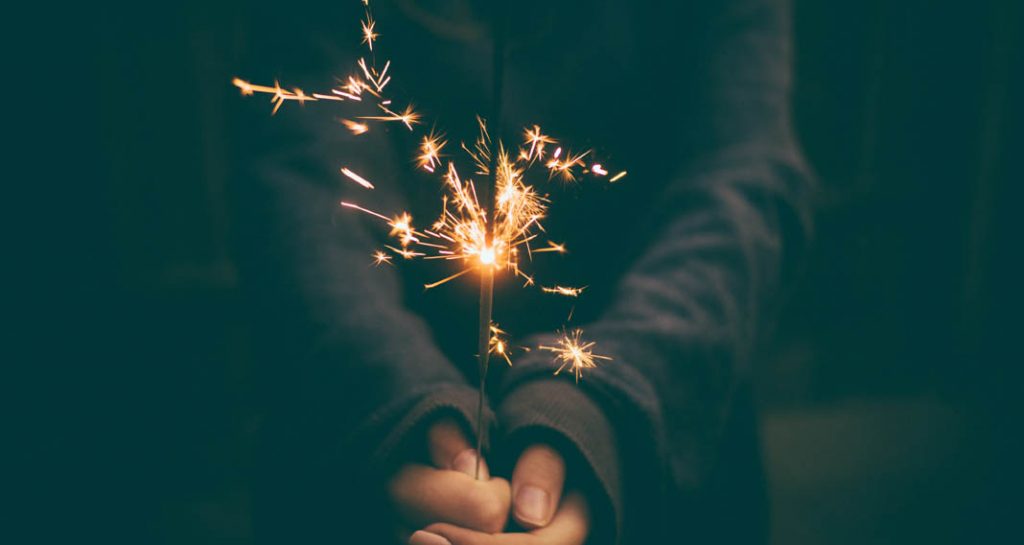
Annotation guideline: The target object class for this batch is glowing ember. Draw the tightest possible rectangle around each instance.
[340,167,374,189]
[341,119,369,135]
[542,285,586,297]
[540,328,612,383]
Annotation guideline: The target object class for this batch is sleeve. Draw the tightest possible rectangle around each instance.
[236,109,489,535]
[494,0,814,542]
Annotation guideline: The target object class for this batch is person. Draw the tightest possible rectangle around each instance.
[236,1,812,543]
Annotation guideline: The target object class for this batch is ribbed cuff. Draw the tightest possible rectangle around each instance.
[497,379,622,545]
[357,384,493,476]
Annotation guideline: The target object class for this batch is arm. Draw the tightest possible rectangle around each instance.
[495,0,813,542]
[236,111,489,539]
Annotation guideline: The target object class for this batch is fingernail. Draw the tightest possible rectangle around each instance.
[515,485,550,525]
[409,530,452,545]
[452,448,488,479]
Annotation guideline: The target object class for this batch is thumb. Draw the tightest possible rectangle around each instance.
[511,443,565,529]
[428,417,488,480]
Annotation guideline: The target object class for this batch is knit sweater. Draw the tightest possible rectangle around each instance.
[237,1,812,543]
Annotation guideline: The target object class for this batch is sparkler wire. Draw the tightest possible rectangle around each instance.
[474,3,506,481]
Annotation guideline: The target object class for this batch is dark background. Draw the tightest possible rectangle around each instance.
[18,0,1021,543]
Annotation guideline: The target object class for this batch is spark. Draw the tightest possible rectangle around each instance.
[341,201,390,221]
[361,13,378,51]
[388,212,418,246]
[372,250,393,266]
[539,328,611,383]
[357,58,390,94]
[341,119,369,135]
[341,167,374,189]
[232,77,256,95]
[462,116,492,175]
[547,148,591,182]
[424,267,473,289]
[359,104,421,130]
[591,164,608,176]
[418,131,446,172]
[610,171,628,183]
[386,244,424,260]
[335,75,367,100]
[522,125,555,162]
[488,323,514,366]
[542,285,586,297]
[533,241,567,254]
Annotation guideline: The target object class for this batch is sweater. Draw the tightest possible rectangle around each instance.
[236,1,812,543]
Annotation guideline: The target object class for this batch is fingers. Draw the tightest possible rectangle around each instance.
[389,464,511,534]
[511,444,565,529]
[415,492,590,545]
[428,417,488,479]
[530,492,589,545]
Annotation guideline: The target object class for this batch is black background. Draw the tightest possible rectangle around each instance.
[13,0,1022,543]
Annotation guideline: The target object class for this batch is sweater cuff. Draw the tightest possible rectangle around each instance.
[497,379,622,545]
[355,383,493,476]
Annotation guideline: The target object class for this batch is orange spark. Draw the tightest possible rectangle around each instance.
[341,167,374,189]
[488,323,514,366]
[342,119,369,135]
[546,148,591,182]
[361,13,378,51]
[359,104,420,130]
[372,250,393,266]
[533,241,567,254]
[418,131,446,171]
[523,125,555,161]
[539,328,611,383]
[542,285,586,297]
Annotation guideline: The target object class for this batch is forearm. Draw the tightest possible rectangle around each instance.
[238,114,483,470]
[496,0,812,541]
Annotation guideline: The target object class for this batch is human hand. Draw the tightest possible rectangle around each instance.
[388,417,512,538]
[410,491,589,545]
[409,444,590,545]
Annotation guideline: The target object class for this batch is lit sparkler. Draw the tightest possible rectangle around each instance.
[233,0,624,480]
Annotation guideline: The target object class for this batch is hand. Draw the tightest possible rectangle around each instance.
[389,418,512,537]
[410,492,590,545]
[409,444,590,545]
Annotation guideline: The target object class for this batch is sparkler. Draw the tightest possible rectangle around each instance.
[233,0,625,480]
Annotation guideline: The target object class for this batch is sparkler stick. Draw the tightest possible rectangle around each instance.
[475,268,494,479]
[472,1,507,480]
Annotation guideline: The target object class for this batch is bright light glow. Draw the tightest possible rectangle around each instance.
[479,247,496,266]
[234,0,624,381]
